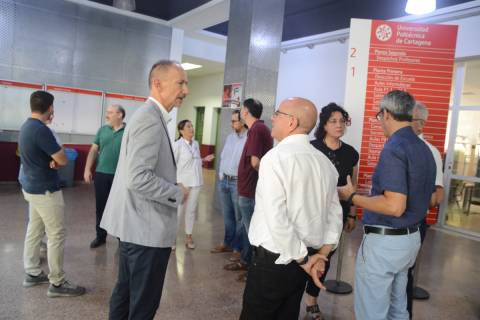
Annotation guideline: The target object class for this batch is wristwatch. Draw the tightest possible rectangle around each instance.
[296,255,308,266]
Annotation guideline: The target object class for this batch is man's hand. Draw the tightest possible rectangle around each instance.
[338,175,356,201]
[84,170,93,184]
[299,253,329,289]
[344,217,356,233]
[203,154,215,162]
[49,160,60,170]
[178,183,190,204]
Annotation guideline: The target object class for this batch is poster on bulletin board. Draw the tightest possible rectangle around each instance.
[222,83,242,108]
[344,19,458,224]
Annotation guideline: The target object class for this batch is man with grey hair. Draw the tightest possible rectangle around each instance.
[84,104,126,248]
[100,60,189,319]
[407,101,444,319]
[336,90,436,319]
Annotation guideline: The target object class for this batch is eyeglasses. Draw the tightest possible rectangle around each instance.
[327,118,352,126]
[273,110,300,126]
[375,109,384,121]
[231,120,240,123]
[273,110,294,118]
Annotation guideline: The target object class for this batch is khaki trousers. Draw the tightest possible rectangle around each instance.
[23,190,66,286]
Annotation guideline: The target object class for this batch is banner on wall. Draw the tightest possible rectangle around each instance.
[222,83,242,108]
[344,19,458,224]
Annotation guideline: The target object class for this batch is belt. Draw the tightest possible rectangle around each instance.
[252,246,280,260]
[364,225,419,236]
[223,174,237,181]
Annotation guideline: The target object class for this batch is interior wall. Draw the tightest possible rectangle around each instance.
[177,72,224,145]
[275,14,480,152]
[0,0,173,181]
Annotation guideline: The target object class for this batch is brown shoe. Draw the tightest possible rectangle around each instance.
[236,272,247,282]
[210,244,233,254]
[224,261,248,271]
[229,251,241,262]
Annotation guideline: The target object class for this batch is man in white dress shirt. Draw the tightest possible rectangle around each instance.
[407,101,444,319]
[240,97,343,320]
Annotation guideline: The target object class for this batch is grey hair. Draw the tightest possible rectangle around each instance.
[413,101,428,120]
[148,60,181,89]
[380,90,415,122]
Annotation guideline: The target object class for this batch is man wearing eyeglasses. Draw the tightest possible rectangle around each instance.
[223,99,273,282]
[337,90,436,320]
[211,110,247,263]
[240,97,343,319]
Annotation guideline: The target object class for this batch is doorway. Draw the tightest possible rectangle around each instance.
[194,106,205,144]
[440,59,480,236]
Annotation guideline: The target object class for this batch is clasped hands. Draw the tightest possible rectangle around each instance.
[299,253,329,289]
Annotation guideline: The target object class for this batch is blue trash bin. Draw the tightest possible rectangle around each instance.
[58,148,78,187]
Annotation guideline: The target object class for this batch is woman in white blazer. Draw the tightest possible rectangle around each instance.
[173,120,214,249]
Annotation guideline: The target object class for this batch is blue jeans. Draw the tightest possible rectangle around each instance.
[355,229,421,320]
[238,196,255,265]
[218,178,243,252]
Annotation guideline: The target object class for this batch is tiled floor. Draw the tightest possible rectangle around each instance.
[1,170,479,319]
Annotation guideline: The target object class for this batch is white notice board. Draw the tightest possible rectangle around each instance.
[0,80,43,130]
[46,85,103,135]
[104,93,146,125]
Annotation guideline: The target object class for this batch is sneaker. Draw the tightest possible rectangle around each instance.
[47,281,86,298]
[89,237,106,249]
[23,271,49,287]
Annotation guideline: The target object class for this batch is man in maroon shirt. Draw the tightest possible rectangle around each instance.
[224,98,273,282]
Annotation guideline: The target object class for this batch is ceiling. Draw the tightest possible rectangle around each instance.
[90,0,475,41]
[182,55,224,78]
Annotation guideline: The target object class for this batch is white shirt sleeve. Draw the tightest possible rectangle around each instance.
[323,188,343,249]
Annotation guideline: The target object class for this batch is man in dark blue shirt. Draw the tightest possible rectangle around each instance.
[335,90,436,319]
[19,90,85,297]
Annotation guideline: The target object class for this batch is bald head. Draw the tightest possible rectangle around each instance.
[271,97,318,141]
[280,98,318,133]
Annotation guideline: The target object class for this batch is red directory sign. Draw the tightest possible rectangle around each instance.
[345,19,458,224]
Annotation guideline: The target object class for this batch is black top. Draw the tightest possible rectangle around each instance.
[311,139,359,217]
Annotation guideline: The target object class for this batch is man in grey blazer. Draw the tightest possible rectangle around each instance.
[100,60,189,320]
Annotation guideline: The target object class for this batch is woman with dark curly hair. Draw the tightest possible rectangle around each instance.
[306,103,359,320]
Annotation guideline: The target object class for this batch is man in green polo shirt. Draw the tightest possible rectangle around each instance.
[84,104,126,248]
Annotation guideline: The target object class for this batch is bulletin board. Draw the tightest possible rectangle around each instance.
[46,85,103,135]
[0,80,43,130]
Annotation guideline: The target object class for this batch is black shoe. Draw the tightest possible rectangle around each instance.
[90,238,106,249]
[23,271,49,287]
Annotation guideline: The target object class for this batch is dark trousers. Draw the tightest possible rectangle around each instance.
[305,247,336,297]
[109,241,171,320]
[240,246,307,320]
[406,221,429,319]
[94,172,114,240]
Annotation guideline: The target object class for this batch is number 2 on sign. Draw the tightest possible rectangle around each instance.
[350,48,357,57]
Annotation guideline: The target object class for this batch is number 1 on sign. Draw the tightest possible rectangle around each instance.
[351,66,355,77]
